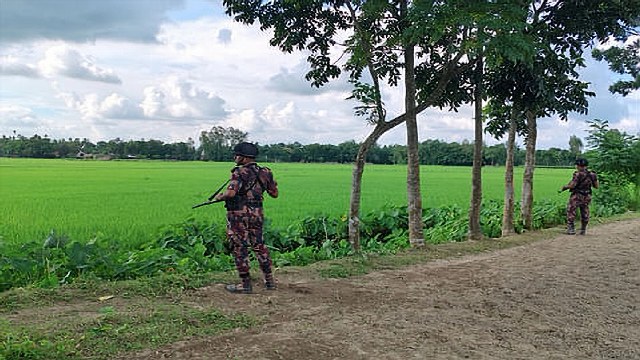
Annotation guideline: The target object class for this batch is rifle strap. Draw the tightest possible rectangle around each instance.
[572,171,593,194]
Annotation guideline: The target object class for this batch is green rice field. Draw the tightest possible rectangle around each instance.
[0,158,572,246]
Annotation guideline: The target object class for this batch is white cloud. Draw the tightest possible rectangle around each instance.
[221,109,264,133]
[38,45,121,83]
[0,104,39,127]
[0,56,40,77]
[266,61,353,96]
[615,117,640,136]
[260,102,297,130]
[141,77,227,119]
[267,67,318,95]
[54,76,227,122]
[57,91,108,120]
[100,93,143,119]
[140,87,166,118]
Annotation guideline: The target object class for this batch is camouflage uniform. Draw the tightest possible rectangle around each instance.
[223,163,278,288]
[565,169,597,234]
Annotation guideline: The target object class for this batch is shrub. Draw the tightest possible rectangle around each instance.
[591,172,634,217]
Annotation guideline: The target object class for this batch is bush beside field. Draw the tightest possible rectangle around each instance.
[3,195,632,292]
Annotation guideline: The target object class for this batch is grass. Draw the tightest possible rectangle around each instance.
[0,158,572,247]
[1,301,255,360]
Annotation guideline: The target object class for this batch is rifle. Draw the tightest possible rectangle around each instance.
[192,180,230,209]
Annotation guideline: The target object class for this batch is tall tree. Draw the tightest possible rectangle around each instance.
[485,0,638,230]
[199,126,247,161]
[569,135,583,159]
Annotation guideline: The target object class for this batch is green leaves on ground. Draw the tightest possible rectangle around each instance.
[5,195,627,292]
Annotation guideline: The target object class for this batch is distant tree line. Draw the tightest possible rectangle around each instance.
[0,129,581,167]
[0,134,198,161]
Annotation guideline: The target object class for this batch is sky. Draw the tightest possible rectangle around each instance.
[0,0,638,150]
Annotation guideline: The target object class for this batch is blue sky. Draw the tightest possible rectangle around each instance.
[0,0,637,149]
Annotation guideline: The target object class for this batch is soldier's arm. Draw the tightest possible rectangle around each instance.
[215,181,238,201]
[561,172,579,191]
[263,169,278,198]
[214,170,240,201]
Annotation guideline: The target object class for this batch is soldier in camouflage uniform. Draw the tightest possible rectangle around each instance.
[213,142,278,294]
[560,158,599,235]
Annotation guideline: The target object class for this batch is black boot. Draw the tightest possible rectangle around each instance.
[264,273,277,290]
[225,276,252,294]
[579,223,587,235]
[567,223,576,235]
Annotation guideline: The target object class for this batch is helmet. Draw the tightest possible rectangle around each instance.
[233,142,258,158]
[575,158,588,166]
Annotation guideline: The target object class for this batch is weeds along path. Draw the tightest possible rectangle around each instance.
[127,217,640,360]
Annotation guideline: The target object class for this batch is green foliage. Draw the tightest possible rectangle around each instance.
[361,205,408,241]
[158,218,227,256]
[1,331,74,360]
[591,172,634,217]
[530,200,565,230]
[480,200,505,238]
[0,226,235,292]
[199,126,247,161]
[0,305,255,360]
[586,119,640,209]
[423,205,468,243]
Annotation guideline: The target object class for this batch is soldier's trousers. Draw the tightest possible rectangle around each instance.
[226,207,273,279]
[566,193,591,227]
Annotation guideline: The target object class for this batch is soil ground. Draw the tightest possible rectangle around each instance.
[126,218,640,360]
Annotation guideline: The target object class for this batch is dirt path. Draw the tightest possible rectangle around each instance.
[130,219,640,360]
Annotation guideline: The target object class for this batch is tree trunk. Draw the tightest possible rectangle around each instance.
[348,125,388,251]
[468,56,483,241]
[348,116,407,250]
[501,112,517,236]
[521,110,537,230]
[404,40,424,246]
[634,172,640,210]
[349,147,366,252]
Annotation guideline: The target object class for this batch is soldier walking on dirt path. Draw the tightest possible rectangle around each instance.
[213,142,279,294]
[560,158,599,235]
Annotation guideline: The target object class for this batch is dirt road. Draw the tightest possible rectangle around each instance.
[131,218,640,360]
